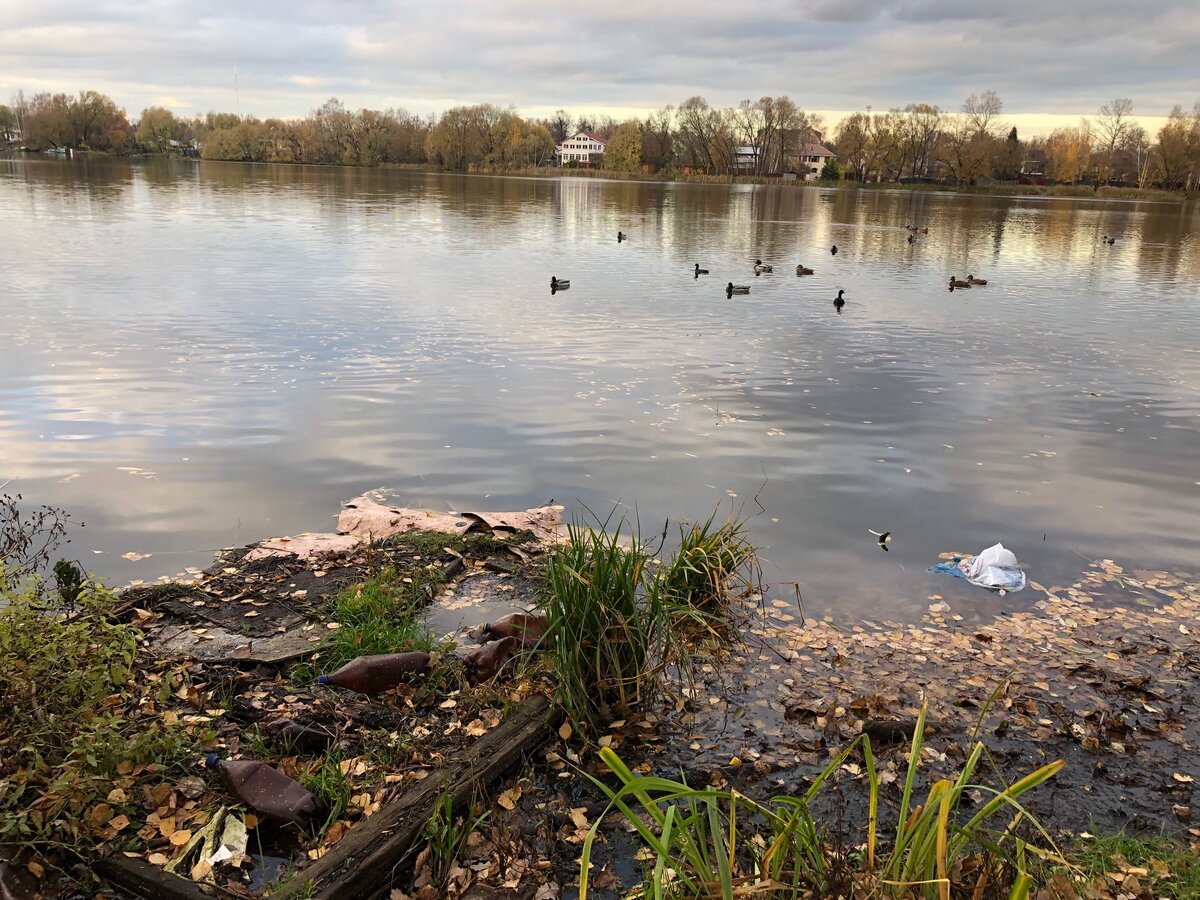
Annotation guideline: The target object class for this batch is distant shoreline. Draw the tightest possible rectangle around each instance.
[7,148,1193,203]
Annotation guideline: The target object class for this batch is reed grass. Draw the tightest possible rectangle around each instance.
[539,509,757,736]
[540,513,663,731]
[656,512,756,613]
[579,704,1066,899]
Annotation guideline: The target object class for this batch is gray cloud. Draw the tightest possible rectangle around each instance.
[0,0,1196,123]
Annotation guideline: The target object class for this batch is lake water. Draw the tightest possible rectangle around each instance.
[2,157,1199,620]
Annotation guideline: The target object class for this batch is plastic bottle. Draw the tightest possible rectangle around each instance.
[317,651,432,695]
[465,636,517,685]
[482,612,548,648]
[205,755,319,825]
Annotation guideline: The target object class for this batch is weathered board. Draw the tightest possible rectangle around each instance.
[281,693,556,899]
[95,855,220,899]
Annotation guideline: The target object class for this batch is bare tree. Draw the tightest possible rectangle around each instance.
[937,114,997,184]
[962,90,1003,136]
[898,104,944,180]
[547,109,572,144]
[833,113,869,180]
[1117,125,1152,187]
[1094,98,1134,185]
[641,106,674,170]
[675,96,733,171]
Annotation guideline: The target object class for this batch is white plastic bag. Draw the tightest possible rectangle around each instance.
[962,543,1025,591]
[965,543,1018,578]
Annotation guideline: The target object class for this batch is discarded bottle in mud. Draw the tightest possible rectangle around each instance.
[465,636,518,685]
[264,717,337,754]
[205,755,319,825]
[481,612,549,648]
[317,651,432,695]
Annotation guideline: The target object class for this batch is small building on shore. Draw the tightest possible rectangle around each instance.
[556,131,607,167]
[787,143,838,181]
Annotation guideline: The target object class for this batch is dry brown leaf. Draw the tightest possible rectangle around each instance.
[497,787,521,810]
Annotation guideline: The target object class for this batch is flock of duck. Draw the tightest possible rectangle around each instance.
[712,221,1006,305]
[547,222,1112,305]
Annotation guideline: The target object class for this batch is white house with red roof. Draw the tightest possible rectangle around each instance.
[557,131,608,166]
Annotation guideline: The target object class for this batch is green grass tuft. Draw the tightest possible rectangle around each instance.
[319,569,435,670]
[655,512,756,612]
[1070,831,1200,899]
[299,749,351,840]
[539,508,757,738]
[579,711,1067,899]
[540,513,661,733]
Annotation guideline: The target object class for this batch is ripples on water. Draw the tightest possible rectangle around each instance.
[2,157,1198,620]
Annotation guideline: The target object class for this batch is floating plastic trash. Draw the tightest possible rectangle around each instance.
[927,542,1026,592]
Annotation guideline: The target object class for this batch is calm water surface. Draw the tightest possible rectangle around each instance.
[2,157,1199,620]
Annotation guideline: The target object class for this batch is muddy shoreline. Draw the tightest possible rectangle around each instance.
[5,492,1198,898]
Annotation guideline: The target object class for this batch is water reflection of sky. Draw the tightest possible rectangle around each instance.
[2,157,1198,619]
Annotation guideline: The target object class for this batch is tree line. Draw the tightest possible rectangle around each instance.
[4,88,1200,191]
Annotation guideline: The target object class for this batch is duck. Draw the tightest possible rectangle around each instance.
[726,282,751,295]
[907,234,915,244]
[967,274,988,285]
[694,263,709,276]
[949,276,971,290]
[833,289,846,311]
[617,231,626,242]
[1107,236,1115,245]
[550,276,570,290]
[831,245,838,255]
[795,264,814,276]
[754,259,773,274]
[921,227,929,235]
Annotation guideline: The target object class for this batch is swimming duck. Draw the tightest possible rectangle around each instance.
[796,264,814,276]
[949,276,971,290]
[694,263,709,276]
[907,234,915,244]
[754,259,773,274]
[1107,236,1115,245]
[726,282,751,295]
[551,276,570,290]
[831,245,838,255]
[967,274,988,285]
[833,289,845,311]
[617,231,626,242]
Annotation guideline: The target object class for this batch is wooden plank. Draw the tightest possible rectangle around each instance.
[96,855,223,900]
[276,693,556,899]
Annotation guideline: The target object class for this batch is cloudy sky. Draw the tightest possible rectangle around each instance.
[2,0,1196,135]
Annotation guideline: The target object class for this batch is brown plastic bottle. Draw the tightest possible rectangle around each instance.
[205,755,319,825]
[482,612,548,648]
[317,651,432,695]
[465,636,518,685]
